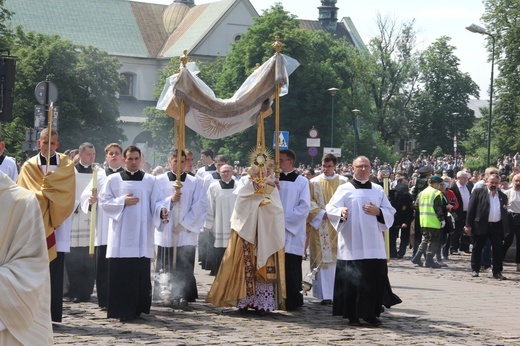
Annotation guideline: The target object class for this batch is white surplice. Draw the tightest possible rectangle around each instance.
[204,180,237,248]
[278,172,311,256]
[155,173,207,247]
[326,182,395,260]
[80,169,110,246]
[99,172,165,258]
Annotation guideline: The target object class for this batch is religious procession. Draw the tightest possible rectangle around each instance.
[2,36,520,346]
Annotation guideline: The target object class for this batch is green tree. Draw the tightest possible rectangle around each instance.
[482,0,520,156]
[0,0,12,49]
[410,36,479,154]
[368,14,420,145]
[3,28,125,162]
[211,4,378,164]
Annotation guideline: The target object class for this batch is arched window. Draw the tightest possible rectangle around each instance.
[120,73,135,97]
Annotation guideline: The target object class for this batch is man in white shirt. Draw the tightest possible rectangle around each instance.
[448,171,473,255]
[465,174,508,280]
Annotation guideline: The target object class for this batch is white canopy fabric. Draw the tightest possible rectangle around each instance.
[156,54,299,139]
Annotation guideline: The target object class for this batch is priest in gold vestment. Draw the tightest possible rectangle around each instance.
[0,171,54,345]
[206,164,286,314]
[307,154,349,304]
[17,128,75,323]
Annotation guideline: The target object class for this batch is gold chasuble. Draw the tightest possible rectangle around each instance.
[206,181,286,310]
[17,153,75,262]
[308,176,347,268]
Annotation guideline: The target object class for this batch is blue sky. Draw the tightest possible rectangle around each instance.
[139,0,491,99]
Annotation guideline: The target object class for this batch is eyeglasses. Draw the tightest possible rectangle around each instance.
[354,165,370,170]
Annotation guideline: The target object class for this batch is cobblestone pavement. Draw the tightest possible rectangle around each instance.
[53,254,520,345]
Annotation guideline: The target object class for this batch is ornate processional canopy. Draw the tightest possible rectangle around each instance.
[156,38,299,140]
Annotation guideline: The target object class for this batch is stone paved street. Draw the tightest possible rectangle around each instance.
[53,254,520,345]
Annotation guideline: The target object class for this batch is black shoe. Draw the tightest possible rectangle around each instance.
[411,256,423,267]
[471,271,479,277]
[348,318,362,326]
[71,297,81,303]
[320,299,332,305]
[450,250,461,255]
[178,298,189,309]
[363,317,382,326]
[257,309,267,316]
[119,316,137,322]
[396,254,403,259]
[238,307,248,314]
[493,272,507,280]
[425,261,442,269]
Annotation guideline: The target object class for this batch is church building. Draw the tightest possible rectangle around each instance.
[5,0,364,154]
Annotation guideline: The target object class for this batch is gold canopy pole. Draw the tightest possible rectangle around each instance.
[381,165,391,262]
[271,36,287,310]
[172,50,189,270]
[174,50,189,196]
[46,102,54,174]
[272,36,283,180]
[89,166,98,255]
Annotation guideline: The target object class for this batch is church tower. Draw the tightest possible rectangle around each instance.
[318,0,339,31]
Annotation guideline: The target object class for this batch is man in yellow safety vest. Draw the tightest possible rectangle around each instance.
[411,175,445,268]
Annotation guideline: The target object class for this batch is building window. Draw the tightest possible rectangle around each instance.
[120,73,135,97]
[234,34,241,42]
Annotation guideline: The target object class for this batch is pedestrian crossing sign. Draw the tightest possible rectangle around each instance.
[273,131,289,149]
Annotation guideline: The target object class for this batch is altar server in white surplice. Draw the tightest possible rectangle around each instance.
[326,156,396,327]
[154,149,207,308]
[0,171,53,346]
[204,164,237,275]
[201,154,230,273]
[80,143,124,310]
[0,136,18,182]
[99,145,168,322]
[278,149,311,311]
[195,147,216,179]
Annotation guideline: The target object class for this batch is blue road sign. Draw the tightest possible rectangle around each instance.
[308,147,318,157]
[273,131,289,149]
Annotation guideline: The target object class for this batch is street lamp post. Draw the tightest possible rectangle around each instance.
[466,23,495,167]
[352,109,361,157]
[328,87,339,148]
[452,112,459,160]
